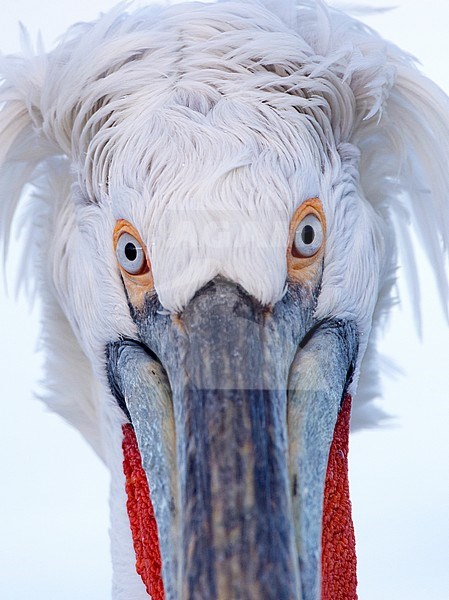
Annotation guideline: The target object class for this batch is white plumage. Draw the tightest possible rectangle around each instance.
[1,1,449,598]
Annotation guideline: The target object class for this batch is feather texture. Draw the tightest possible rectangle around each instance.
[1,0,448,440]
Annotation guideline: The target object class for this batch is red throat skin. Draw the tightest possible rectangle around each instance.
[122,395,357,600]
[321,395,358,600]
[122,424,164,600]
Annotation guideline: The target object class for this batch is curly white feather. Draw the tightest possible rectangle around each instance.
[1,0,448,457]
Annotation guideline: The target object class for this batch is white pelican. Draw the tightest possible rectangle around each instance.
[1,1,449,599]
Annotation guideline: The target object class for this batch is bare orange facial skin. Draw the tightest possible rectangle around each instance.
[113,220,154,309]
[287,198,326,286]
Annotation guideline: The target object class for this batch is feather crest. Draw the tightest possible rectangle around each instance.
[1,0,449,437]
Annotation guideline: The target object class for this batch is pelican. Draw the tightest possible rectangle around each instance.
[1,1,449,599]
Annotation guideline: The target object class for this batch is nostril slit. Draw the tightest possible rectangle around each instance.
[292,474,298,497]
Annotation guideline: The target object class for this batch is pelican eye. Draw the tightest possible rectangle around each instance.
[116,232,148,275]
[293,213,324,258]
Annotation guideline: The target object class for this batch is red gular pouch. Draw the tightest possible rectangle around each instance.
[122,424,165,600]
[121,396,357,600]
[321,395,358,600]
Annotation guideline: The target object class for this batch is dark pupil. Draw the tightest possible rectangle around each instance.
[301,224,315,245]
[125,242,138,261]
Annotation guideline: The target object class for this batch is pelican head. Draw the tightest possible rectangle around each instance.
[1,1,449,599]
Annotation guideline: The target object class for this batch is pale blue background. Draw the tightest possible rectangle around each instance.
[1,1,448,599]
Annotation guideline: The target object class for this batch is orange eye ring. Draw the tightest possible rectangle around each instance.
[287,198,326,283]
[113,220,153,288]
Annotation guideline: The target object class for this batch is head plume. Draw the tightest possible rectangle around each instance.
[1,0,449,440]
